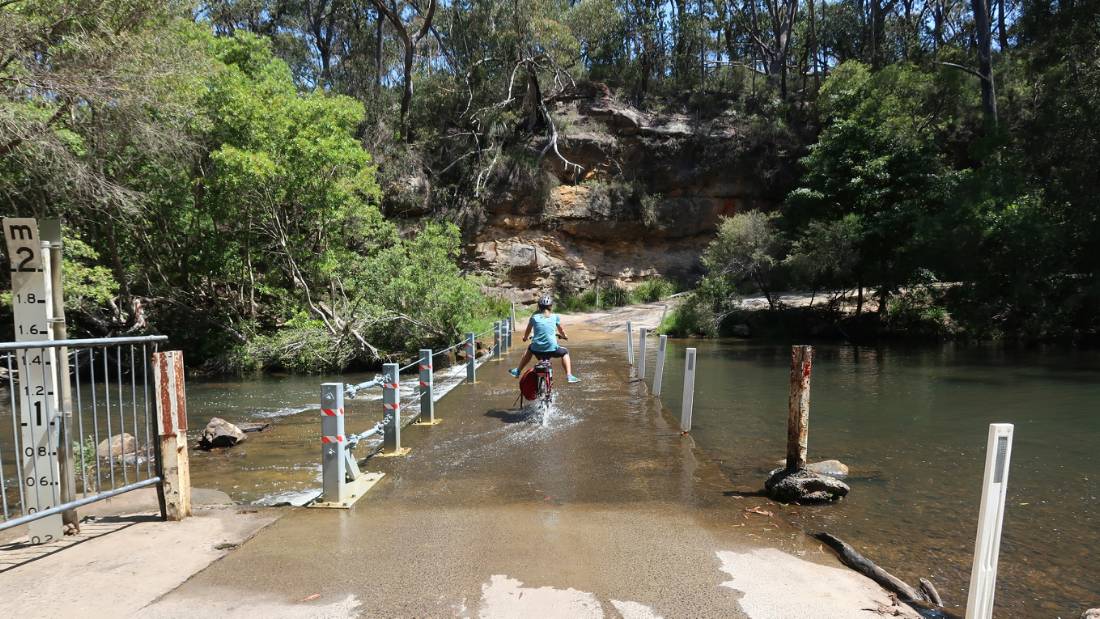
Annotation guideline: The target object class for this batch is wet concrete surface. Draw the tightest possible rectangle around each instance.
[146,322,915,618]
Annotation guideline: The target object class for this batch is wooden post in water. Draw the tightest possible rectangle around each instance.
[785,345,813,471]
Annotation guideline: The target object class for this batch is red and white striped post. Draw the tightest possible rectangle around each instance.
[382,363,401,452]
[418,349,434,424]
[320,383,346,504]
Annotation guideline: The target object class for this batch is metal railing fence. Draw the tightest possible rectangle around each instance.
[0,335,168,532]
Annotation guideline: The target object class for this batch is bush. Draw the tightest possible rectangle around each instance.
[631,277,676,303]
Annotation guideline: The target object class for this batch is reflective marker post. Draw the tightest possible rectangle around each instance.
[638,327,648,382]
[966,423,1014,619]
[418,349,434,424]
[382,363,400,453]
[653,335,668,396]
[681,348,696,433]
[626,321,635,370]
[511,302,517,333]
[493,321,502,360]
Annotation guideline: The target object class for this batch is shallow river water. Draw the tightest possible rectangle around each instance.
[653,339,1099,617]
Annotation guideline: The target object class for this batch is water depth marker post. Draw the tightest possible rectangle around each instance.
[965,423,1014,619]
[3,217,63,543]
[680,348,696,433]
[653,335,668,396]
[637,327,648,382]
[786,345,813,471]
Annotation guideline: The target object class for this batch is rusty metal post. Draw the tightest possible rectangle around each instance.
[153,350,191,521]
[785,345,813,471]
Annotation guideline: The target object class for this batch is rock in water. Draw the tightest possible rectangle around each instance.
[199,417,247,449]
[772,459,850,478]
[765,468,850,503]
[96,433,137,459]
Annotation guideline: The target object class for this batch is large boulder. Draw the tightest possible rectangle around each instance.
[96,433,136,459]
[765,467,850,503]
[198,417,247,450]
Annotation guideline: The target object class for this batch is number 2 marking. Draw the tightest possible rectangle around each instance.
[15,246,34,271]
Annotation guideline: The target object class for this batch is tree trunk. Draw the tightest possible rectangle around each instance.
[400,39,414,141]
[374,8,383,95]
[997,0,1008,51]
[971,0,998,126]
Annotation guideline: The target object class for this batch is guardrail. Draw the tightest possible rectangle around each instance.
[313,310,518,507]
[0,334,188,540]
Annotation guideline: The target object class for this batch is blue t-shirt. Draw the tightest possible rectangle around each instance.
[529,313,560,352]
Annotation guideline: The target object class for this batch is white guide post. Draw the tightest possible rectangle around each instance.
[626,321,634,370]
[320,383,346,505]
[3,218,63,543]
[680,348,696,433]
[653,335,668,396]
[965,423,1014,619]
[638,327,648,381]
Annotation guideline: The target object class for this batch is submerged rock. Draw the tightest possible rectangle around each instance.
[96,433,137,459]
[765,467,850,503]
[199,417,247,449]
[773,458,850,478]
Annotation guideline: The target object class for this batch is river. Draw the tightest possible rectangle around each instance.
[652,339,1099,617]
[2,337,1096,616]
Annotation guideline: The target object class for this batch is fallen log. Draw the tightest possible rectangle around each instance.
[814,532,961,619]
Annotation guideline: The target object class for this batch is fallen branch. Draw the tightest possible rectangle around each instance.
[814,533,961,619]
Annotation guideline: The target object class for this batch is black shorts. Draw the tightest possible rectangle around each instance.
[530,346,568,360]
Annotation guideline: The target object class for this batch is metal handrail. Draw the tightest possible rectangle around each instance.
[0,334,167,352]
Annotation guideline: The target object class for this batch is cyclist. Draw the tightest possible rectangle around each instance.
[509,294,581,384]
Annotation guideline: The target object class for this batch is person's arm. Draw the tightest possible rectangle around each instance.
[523,317,534,342]
[556,318,568,340]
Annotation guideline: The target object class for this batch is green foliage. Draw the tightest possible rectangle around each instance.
[702,212,787,310]
[631,278,677,303]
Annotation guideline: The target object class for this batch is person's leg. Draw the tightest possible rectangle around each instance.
[510,348,533,377]
[561,353,573,376]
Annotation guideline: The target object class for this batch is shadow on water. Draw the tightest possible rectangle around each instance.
[484,406,547,426]
[484,408,533,424]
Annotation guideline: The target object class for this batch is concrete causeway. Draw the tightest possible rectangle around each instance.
[141,309,916,618]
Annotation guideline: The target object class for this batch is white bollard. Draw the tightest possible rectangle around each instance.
[965,423,1014,619]
[638,327,648,381]
[511,302,517,333]
[653,335,668,396]
[680,348,696,433]
[626,321,635,369]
